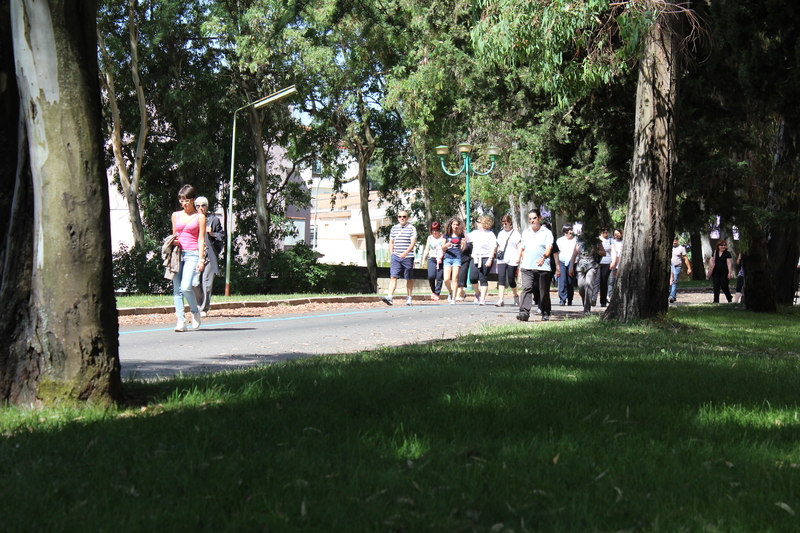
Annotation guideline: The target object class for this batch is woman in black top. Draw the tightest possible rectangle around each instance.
[709,240,734,303]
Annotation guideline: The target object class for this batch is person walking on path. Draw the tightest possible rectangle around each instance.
[494,215,521,307]
[192,196,225,318]
[467,216,497,305]
[570,235,605,315]
[608,228,623,302]
[734,253,744,303]
[172,184,206,332]
[517,209,554,322]
[669,236,693,303]
[556,224,577,306]
[382,211,418,306]
[708,240,734,303]
[421,221,445,301]
[441,217,466,304]
[592,228,613,307]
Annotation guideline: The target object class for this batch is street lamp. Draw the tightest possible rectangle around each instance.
[435,143,500,231]
[225,85,297,296]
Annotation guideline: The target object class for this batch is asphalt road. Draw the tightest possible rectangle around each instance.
[119,301,525,380]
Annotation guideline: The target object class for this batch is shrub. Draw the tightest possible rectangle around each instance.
[267,243,361,294]
[112,239,171,294]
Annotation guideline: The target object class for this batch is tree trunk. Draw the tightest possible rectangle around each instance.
[741,227,777,312]
[2,0,122,405]
[358,159,378,293]
[246,108,272,278]
[690,232,705,280]
[604,6,681,322]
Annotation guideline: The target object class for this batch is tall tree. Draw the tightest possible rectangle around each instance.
[473,0,695,321]
[1,0,122,405]
[97,0,148,248]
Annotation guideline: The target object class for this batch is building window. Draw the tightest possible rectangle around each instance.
[284,219,306,246]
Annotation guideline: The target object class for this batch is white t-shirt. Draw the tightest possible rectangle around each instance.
[600,236,613,264]
[496,228,521,266]
[556,236,577,265]
[467,229,497,260]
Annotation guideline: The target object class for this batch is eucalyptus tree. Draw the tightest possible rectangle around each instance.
[204,0,317,279]
[98,0,233,243]
[473,0,698,321]
[276,0,406,292]
[1,0,122,405]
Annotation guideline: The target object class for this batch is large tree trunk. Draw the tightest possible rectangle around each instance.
[741,228,777,312]
[605,6,681,322]
[2,0,122,405]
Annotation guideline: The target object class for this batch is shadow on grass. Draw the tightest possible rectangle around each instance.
[2,307,800,532]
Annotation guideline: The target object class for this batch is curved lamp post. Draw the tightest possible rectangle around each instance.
[225,85,297,296]
[435,143,500,231]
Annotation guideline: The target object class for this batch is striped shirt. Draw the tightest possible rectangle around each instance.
[390,223,417,257]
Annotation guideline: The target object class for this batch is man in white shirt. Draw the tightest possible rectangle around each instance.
[556,224,577,306]
[517,209,554,322]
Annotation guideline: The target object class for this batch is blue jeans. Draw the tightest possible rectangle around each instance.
[669,265,681,299]
[174,250,200,320]
[557,262,574,304]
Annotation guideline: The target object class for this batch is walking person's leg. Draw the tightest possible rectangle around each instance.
[583,268,597,313]
[496,263,507,305]
[712,272,722,302]
[721,276,733,302]
[428,258,438,297]
[599,264,611,306]
[669,265,681,300]
[536,270,553,320]
[517,269,534,320]
[558,262,568,305]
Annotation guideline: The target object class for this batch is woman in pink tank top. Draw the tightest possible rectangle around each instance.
[171,184,206,332]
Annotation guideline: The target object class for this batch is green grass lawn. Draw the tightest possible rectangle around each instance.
[2,305,799,532]
[116,292,369,308]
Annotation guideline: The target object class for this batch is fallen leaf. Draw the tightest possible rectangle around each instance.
[552,454,560,465]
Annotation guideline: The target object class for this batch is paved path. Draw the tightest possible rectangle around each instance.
[119,301,521,380]
[119,290,716,381]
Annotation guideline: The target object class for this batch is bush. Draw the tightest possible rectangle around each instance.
[267,243,361,294]
[112,240,171,294]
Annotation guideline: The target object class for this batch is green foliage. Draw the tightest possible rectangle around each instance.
[112,240,171,294]
[267,243,361,293]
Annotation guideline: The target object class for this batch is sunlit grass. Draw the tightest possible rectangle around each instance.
[1,305,799,532]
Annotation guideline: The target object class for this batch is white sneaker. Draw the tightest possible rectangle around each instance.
[191,315,202,330]
[200,311,207,318]
[406,296,413,306]
[494,301,505,307]
[449,298,456,305]
[174,319,186,332]
[381,296,393,306]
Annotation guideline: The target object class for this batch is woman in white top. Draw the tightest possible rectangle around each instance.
[467,216,498,305]
[420,221,446,300]
[608,228,623,301]
[494,214,521,307]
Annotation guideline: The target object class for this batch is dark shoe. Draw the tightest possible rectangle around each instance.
[541,313,550,322]
[516,314,529,322]
[559,300,566,306]
[668,297,676,303]
[567,301,572,306]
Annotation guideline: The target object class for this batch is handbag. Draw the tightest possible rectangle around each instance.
[496,230,514,261]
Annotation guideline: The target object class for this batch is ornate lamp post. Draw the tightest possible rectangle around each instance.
[225,85,297,296]
[435,143,500,231]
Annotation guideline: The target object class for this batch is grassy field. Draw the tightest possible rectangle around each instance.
[116,292,369,308]
[2,305,799,532]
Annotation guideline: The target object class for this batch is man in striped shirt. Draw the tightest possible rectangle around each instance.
[382,211,417,306]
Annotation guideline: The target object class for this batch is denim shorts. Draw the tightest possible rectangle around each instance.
[443,257,460,268]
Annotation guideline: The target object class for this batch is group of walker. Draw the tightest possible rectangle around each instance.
[380,210,624,322]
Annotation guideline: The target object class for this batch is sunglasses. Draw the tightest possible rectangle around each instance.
[398,215,408,219]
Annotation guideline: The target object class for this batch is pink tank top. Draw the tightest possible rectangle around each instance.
[175,213,200,250]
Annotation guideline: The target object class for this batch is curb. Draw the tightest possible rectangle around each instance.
[118,287,713,316]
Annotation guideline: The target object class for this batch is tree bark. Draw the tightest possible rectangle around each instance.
[604,6,681,322]
[2,0,122,405]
